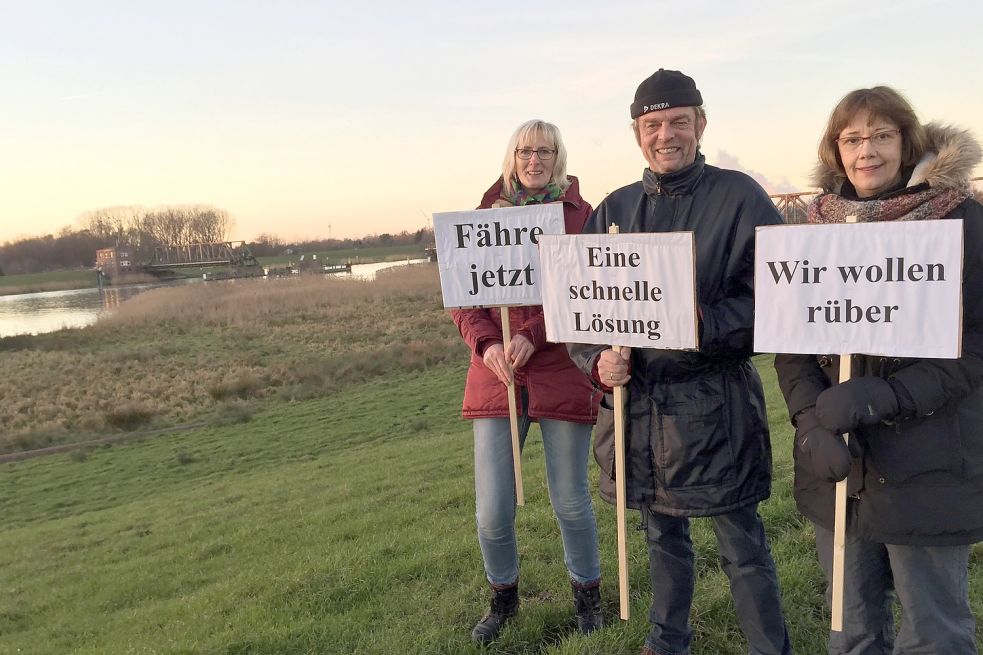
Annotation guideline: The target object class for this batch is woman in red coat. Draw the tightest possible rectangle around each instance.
[452,119,602,644]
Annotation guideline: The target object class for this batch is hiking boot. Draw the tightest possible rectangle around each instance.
[471,583,519,644]
[572,581,603,634]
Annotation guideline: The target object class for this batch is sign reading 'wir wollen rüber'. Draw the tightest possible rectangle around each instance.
[539,233,698,349]
[432,204,565,308]
[754,220,963,358]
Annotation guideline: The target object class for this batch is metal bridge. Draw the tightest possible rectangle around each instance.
[769,176,983,224]
[148,241,259,269]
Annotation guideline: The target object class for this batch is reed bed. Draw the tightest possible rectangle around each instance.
[0,264,464,453]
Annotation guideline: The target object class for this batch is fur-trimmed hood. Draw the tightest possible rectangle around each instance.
[813,122,982,194]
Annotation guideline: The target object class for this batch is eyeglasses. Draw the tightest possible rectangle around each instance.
[515,147,556,160]
[835,129,901,151]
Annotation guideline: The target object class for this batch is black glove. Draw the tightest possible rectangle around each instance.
[815,376,900,434]
[794,409,852,482]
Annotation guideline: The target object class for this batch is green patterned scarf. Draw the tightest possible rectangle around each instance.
[507,182,563,206]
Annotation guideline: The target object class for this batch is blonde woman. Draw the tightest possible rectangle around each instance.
[452,120,602,644]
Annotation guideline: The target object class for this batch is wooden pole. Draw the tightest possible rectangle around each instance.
[830,354,851,631]
[831,215,857,632]
[613,344,629,620]
[500,306,525,506]
[609,224,630,620]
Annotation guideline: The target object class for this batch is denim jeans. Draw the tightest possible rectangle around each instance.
[641,504,791,655]
[473,413,601,587]
[814,522,977,655]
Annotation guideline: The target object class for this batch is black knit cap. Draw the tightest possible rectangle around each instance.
[630,68,703,119]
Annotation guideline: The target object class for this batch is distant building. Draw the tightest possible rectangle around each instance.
[95,248,132,278]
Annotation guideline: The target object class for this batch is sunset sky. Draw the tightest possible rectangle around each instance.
[2,0,981,244]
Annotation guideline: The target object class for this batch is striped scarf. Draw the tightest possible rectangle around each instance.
[807,185,971,224]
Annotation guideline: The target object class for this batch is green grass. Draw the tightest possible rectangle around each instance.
[0,269,99,295]
[2,261,981,654]
[3,357,979,654]
[0,269,97,287]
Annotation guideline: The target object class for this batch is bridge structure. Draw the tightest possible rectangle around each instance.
[769,191,815,224]
[769,176,983,224]
[148,241,259,269]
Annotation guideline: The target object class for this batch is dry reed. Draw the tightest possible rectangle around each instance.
[0,264,466,453]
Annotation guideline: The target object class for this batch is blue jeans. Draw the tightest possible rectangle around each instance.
[814,522,977,655]
[641,504,791,655]
[473,414,601,587]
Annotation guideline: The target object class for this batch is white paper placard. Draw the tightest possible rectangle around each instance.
[754,220,963,358]
[539,233,698,349]
[433,204,565,308]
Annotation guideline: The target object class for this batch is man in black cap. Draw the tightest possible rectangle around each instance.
[568,69,792,655]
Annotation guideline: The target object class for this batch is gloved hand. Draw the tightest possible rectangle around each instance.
[815,376,900,434]
[794,409,852,482]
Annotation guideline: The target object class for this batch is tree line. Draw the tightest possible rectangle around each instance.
[0,205,434,275]
[0,205,232,275]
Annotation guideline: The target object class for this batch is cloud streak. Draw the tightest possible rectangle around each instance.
[711,150,803,194]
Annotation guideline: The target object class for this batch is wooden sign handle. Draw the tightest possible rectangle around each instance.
[500,306,525,507]
[608,223,630,620]
[831,214,857,632]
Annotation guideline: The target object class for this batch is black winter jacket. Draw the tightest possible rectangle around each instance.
[569,153,782,516]
[776,124,983,545]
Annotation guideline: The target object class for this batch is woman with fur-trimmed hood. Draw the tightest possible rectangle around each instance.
[775,86,983,654]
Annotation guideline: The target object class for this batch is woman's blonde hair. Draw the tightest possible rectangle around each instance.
[501,119,570,197]
[817,86,928,182]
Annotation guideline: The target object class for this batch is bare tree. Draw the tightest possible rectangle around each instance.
[187,205,231,244]
[77,204,234,262]
[78,206,143,247]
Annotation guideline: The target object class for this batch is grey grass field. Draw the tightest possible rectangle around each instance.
[1,267,980,654]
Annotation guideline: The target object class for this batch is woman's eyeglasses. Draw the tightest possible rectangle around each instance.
[515,147,556,160]
[836,129,901,151]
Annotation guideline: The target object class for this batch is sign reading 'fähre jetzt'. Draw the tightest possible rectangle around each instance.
[754,220,963,358]
[539,233,698,349]
[432,204,565,308]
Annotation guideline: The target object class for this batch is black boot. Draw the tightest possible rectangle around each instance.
[471,584,519,644]
[572,581,603,634]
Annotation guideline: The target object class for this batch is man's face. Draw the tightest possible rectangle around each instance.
[635,106,706,175]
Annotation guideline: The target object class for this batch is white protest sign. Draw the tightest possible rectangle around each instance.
[539,233,698,349]
[754,220,963,358]
[433,204,565,308]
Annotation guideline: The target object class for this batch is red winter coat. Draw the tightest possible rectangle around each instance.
[452,176,600,423]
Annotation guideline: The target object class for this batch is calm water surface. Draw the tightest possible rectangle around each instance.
[0,280,199,338]
[0,259,426,338]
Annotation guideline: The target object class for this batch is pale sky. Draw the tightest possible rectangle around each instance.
[2,0,981,244]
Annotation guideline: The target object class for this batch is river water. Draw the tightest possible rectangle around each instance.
[0,259,427,338]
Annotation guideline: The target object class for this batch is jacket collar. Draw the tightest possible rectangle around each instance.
[642,152,706,198]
